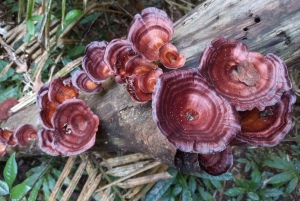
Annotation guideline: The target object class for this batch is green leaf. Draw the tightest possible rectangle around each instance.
[264,155,294,170]
[224,187,245,197]
[196,172,233,180]
[247,192,259,200]
[4,153,17,190]
[30,15,43,21]
[251,168,261,184]
[26,20,35,35]
[198,187,214,201]
[236,158,249,163]
[244,162,252,172]
[65,9,82,25]
[267,171,295,185]
[181,189,193,201]
[28,177,43,201]
[10,183,31,199]
[177,173,189,190]
[67,45,86,57]
[188,176,197,194]
[264,188,284,198]
[0,60,14,82]
[211,179,222,190]
[144,168,177,201]
[42,178,50,201]
[80,12,102,24]
[285,177,298,194]
[0,180,9,196]
[0,85,19,104]
[171,184,182,196]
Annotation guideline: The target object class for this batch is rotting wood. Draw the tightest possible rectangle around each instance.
[2,0,300,174]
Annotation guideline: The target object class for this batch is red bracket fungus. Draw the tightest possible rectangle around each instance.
[38,90,58,130]
[237,90,296,146]
[72,70,102,94]
[138,68,163,94]
[38,129,59,156]
[159,43,186,69]
[13,124,37,147]
[82,41,114,83]
[152,68,240,154]
[127,7,173,61]
[198,145,233,176]
[0,144,6,157]
[0,98,19,121]
[48,78,79,104]
[198,38,292,111]
[0,128,14,145]
[51,99,99,156]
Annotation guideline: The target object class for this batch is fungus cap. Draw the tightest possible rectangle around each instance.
[37,129,59,156]
[198,146,233,176]
[13,124,37,147]
[52,99,99,156]
[152,68,240,154]
[127,7,173,61]
[198,38,292,111]
[237,90,296,146]
[48,78,79,104]
[72,70,102,94]
[0,98,19,121]
[159,43,186,69]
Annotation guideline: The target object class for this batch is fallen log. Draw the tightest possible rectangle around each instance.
[2,0,300,174]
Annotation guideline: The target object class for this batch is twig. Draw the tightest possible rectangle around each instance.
[90,154,125,201]
[115,2,134,18]
[18,157,54,201]
[95,161,161,192]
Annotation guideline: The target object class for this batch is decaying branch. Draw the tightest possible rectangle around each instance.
[1,0,300,173]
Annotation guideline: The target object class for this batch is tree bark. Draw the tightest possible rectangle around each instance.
[2,0,300,173]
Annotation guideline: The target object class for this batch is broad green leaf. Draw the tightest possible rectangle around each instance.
[26,20,35,35]
[181,189,193,201]
[47,174,56,189]
[251,168,261,184]
[198,187,214,201]
[23,172,41,186]
[144,168,177,201]
[171,184,182,196]
[42,178,50,201]
[31,15,43,21]
[210,179,222,190]
[264,188,284,198]
[264,155,294,170]
[0,85,19,102]
[80,12,102,24]
[177,173,189,190]
[267,171,295,185]
[285,177,298,194]
[188,176,197,194]
[0,60,14,82]
[65,9,82,25]
[196,172,233,180]
[4,153,17,189]
[236,158,249,163]
[224,187,245,197]
[10,183,31,199]
[28,177,43,201]
[68,45,86,57]
[247,192,259,200]
[0,180,9,196]
[244,162,251,172]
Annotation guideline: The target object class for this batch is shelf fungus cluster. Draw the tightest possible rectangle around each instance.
[36,78,99,156]
[79,7,185,103]
[153,38,295,175]
[0,124,37,157]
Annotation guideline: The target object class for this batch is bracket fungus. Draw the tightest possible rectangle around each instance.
[13,124,37,147]
[152,68,240,154]
[0,128,14,145]
[0,98,19,121]
[48,78,79,104]
[0,144,6,157]
[82,41,114,83]
[159,43,186,69]
[51,99,99,156]
[38,129,59,156]
[198,146,233,176]
[198,38,292,111]
[127,7,173,61]
[237,90,296,146]
[72,70,102,94]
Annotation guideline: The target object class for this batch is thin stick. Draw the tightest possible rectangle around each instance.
[95,161,161,192]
